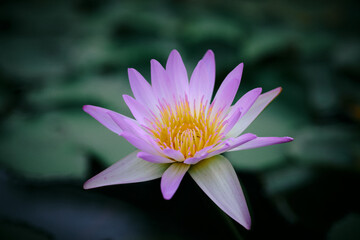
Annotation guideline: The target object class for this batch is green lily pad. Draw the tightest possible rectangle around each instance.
[0,114,86,179]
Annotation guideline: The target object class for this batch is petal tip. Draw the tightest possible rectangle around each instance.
[83,180,93,190]
[169,49,180,56]
[162,192,173,200]
[254,87,262,93]
[127,68,136,74]
[285,136,294,142]
[82,105,93,113]
[161,184,175,200]
[122,94,131,101]
[244,221,251,230]
[150,59,159,65]
[205,49,214,56]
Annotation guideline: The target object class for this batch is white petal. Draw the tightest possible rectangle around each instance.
[189,155,251,229]
[84,151,169,189]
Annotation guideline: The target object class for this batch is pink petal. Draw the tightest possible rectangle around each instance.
[161,163,190,200]
[137,152,174,163]
[83,151,169,189]
[227,87,282,138]
[222,108,242,136]
[229,136,293,151]
[83,105,123,135]
[108,112,148,138]
[163,148,185,162]
[228,87,262,120]
[201,50,216,104]
[121,132,158,155]
[206,133,257,158]
[166,50,189,97]
[189,50,216,112]
[189,59,208,111]
[123,95,151,125]
[183,145,214,165]
[151,59,172,102]
[128,68,157,111]
[189,155,251,229]
[211,63,243,118]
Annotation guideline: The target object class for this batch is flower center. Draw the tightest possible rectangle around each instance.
[147,97,226,159]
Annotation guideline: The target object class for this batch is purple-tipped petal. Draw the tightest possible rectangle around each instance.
[228,87,262,120]
[123,95,151,125]
[227,87,282,138]
[183,145,215,165]
[108,112,148,138]
[211,63,243,117]
[128,68,157,111]
[189,60,208,111]
[121,132,158,155]
[166,50,189,97]
[206,133,257,158]
[151,59,172,101]
[84,151,169,189]
[83,105,124,135]
[189,155,251,229]
[163,148,185,162]
[229,136,293,151]
[182,157,200,165]
[201,50,216,104]
[137,152,174,163]
[223,109,242,135]
[161,163,190,200]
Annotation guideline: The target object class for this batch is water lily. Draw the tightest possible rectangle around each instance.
[83,49,293,229]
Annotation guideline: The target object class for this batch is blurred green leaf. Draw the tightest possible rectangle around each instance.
[0,110,136,179]
[262,166,313,195]
[27,76,133,113]
[290,125,359,168]
[183,16,243,44]
[242,28,297,62]
[0,114,86,179]
[327,214,360,240]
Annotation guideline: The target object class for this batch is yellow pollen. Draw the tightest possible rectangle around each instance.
[148,96,227,160]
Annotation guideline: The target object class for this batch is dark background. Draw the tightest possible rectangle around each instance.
[0,0,359,239]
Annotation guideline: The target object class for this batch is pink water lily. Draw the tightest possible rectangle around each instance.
[83,50,293,230]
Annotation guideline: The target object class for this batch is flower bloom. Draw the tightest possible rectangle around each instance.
[83,50,293,229]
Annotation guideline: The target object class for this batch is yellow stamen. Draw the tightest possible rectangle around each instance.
[148,96,227,160]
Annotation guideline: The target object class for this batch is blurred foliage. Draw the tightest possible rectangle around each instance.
[0,0,359,239]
